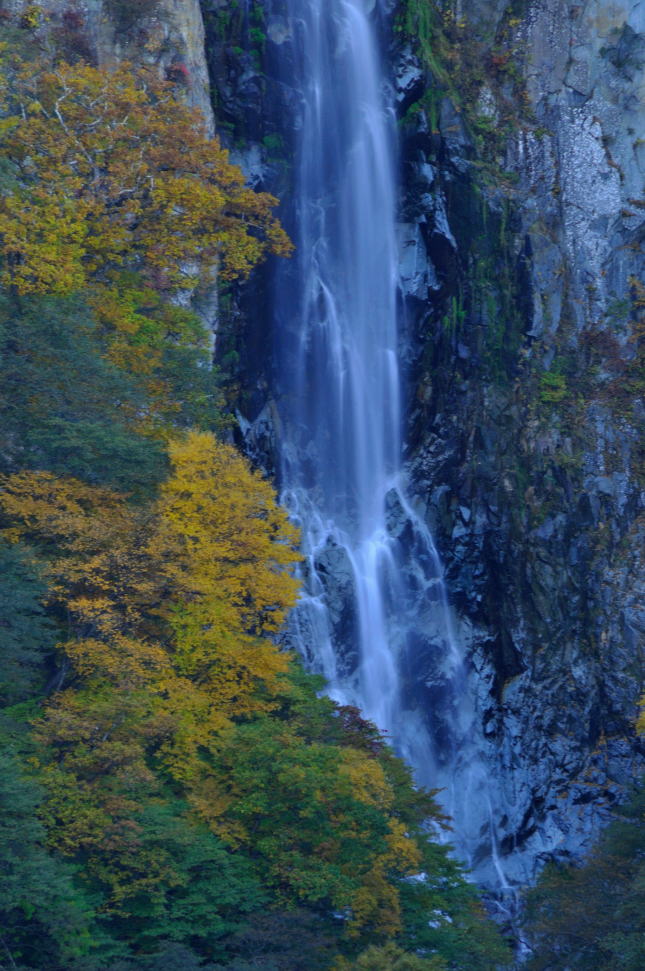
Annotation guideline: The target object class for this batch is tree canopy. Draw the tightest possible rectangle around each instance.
[523,787,645,970]
[0,58,292,295]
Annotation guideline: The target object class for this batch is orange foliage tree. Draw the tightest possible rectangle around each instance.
[0,58,292,295]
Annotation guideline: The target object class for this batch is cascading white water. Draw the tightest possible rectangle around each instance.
[272,0,510,894]
[276,0,404,738]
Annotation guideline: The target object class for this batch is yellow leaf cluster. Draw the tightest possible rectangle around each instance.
[159,432,300,635]
[338,749,423,936]
[339,748,393,807]
[0,431,301,857]
[0,58,293,294]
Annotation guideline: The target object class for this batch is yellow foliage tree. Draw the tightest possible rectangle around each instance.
[153,431,301,783]
[335,942,447,970]
[338,748,422,937]
[0,432,299,665]
[0,431,301,878]
[158,432,300,637]
[0,470,176,883]
[0,58,292,295]
[0,469,167,637]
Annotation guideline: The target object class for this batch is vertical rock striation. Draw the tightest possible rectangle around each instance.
[396,0,644,886]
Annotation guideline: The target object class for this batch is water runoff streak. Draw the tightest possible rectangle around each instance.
[273,0,509,892]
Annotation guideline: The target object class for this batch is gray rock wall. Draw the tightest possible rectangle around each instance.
[397,0,644,885]
[4,0,214,131]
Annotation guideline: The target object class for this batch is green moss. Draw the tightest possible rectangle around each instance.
[539,371,567,403]
[249,26,266,47]
[442,293,466,334]
[262,132,285,158]
[398,0,536,175]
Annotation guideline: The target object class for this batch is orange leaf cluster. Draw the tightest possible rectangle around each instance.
[0,58,293,294]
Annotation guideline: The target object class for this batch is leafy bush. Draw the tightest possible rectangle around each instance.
[524,787,645,970]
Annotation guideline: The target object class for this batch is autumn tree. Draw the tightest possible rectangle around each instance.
[0,58,292,295]
[201,671,510,965]
[0,435,510,968]
[0,432,301,906]
[0,57,278,482]
[151,432,301,794]
[336,941,447,970]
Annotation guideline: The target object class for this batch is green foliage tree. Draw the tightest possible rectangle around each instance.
[0,540,54,705]
[106,943,217,971]
[0,293,168,493]
[203,670,511,968]
[210,908,338,970]
[523,786,645,970]
[0,748,91,970]
[80,800,269,967]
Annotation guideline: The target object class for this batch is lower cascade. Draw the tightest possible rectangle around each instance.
[271,0,509,893]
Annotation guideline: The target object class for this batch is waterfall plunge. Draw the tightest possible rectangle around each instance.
[271,0,509,894]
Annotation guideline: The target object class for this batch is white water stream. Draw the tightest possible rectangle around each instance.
[272,0,509,893]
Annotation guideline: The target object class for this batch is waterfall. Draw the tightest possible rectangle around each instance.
[271,0,509,894]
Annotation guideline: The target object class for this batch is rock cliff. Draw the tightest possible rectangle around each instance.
[395,0,644,886]
[2,0,214,130]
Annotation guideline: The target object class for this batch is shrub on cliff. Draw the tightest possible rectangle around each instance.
[523,786,645,969]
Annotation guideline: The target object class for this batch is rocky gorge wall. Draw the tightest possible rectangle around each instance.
[1,0,214,128]
[201,0,643,893]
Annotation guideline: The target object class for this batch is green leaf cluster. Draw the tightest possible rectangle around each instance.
[0,293,168,494]
[523,786,645,970]
[0,541,55,705]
